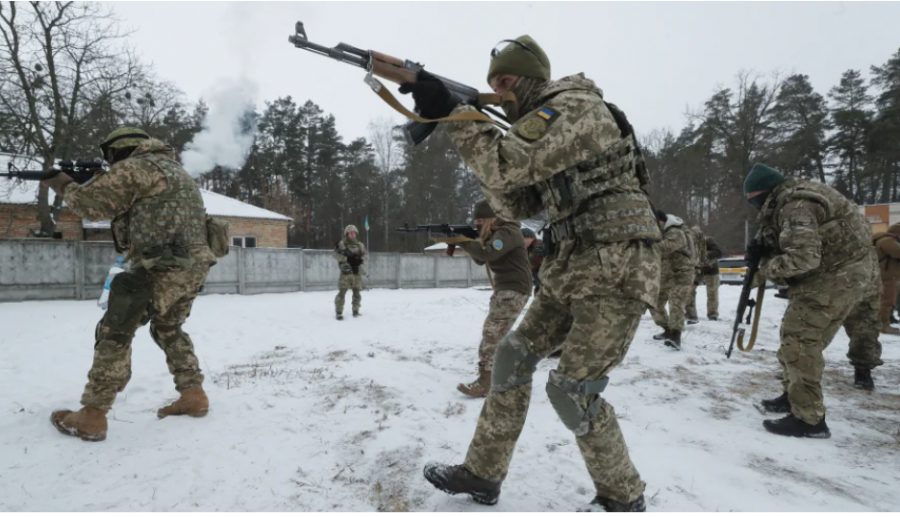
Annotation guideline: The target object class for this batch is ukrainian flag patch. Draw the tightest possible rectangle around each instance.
[537,107,555,120]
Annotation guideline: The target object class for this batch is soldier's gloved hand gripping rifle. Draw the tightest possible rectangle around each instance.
[726,238,767,358]
[288,22,511,146]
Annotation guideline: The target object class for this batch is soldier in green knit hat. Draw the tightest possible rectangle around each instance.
[745,163,883,439]
[402,34,658,512]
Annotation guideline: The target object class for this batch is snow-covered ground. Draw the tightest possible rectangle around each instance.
[1,286,898,511]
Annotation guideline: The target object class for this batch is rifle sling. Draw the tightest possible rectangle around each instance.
[364,74,509,130]
[737,285,765,353]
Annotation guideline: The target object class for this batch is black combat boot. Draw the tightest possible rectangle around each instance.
[336,314,343,321]
[687,318,699,325]
[853,368,874,391]
[708,316,718,321]
[353,309,360,317]
[652,328,669,341]
[664,330,681,351]
[423,462,501,506]
[761,392,791,413]
[579,494,646,512]
[763,414,830,438]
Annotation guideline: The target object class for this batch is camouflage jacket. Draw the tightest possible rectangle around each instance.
[334,238,367,274]
[61,139,214,269]
[444,74,661,307]
[757,178,874,285]
[658,217,694,285]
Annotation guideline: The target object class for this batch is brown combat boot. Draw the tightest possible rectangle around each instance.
[457,363,491,398]
[50,406,108,442]
[881,322,900,335]
[157,387,209,419]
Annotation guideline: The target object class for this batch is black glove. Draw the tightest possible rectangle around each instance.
[398,70,460,120]
[455,226,479,240]
[744,239,767,265]
[340,263,352,274]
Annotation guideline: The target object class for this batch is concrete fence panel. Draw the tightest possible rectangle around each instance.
[0,239,491,303]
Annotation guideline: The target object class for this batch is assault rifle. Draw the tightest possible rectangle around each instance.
[287,21,509,147]
[1,159,105,185]
[726,243,766,358]
[395,223,479,257]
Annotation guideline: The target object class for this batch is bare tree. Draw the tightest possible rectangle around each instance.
[0,2,143,236]
[368,117,403,250]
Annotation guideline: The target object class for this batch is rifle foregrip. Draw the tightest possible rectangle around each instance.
[402,120,438,147]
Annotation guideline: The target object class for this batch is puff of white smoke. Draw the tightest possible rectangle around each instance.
[181,78,258,177]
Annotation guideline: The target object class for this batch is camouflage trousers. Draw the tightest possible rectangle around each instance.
[335,273,363,314]
[777,260,883,425]
[463,239,659,505]
[478,290,529,371]
[686,273,720,320]
[879,278,899,323]
[649,276,692,331]
[81,263,210,411]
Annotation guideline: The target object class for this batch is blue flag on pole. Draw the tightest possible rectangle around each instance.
[364,216,370,231]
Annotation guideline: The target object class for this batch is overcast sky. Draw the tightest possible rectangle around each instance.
[113,2,900,143]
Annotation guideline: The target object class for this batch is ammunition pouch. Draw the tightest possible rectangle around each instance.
[111,214,130,254]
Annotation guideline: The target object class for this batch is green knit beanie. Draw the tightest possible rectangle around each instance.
[487,36,551,85]
[743,163,785,195]
[473,200,495,219]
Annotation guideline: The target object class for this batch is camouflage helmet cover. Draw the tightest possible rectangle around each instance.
[344,224,359,235]
[100,127,151,155]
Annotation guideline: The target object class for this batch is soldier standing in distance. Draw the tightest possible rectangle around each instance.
[455,200,531,398]
[746,163,883,438]
[685,226,723,322]
[400,35,660,511]
[42,128,216,442]
[872,224,900,334]
[650,209,694,351]
[333,224,367,320]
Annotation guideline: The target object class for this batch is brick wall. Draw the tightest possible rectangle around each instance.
[218,217,289,248]
[0,204,290,247]
[0,203,82,240]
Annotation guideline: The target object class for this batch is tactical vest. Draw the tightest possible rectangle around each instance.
[768,178,871,272]
[128,153,208,269]
[538,100,660,245]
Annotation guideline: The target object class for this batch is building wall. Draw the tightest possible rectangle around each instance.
[218,216,289,248]
[0,204,81,240]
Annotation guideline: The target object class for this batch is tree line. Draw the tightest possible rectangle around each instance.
[1,3,898,253]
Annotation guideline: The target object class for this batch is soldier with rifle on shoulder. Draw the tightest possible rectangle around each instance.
[743,163,882,439]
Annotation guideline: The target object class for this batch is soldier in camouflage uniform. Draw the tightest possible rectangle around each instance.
[333,224,367,320]
[745,164,883,439]
[649,210,694,351]
[42,128,217,442]
[456,200,531,398]
[685,226,723,322]
[401,35,660,511]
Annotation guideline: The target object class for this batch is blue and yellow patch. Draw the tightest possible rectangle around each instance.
[516,106,560,141]
[492,239,504,251]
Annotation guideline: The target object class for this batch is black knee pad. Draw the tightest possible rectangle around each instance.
[105,270,152,333]
[546,370,609,436]
[491,331,542,392]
